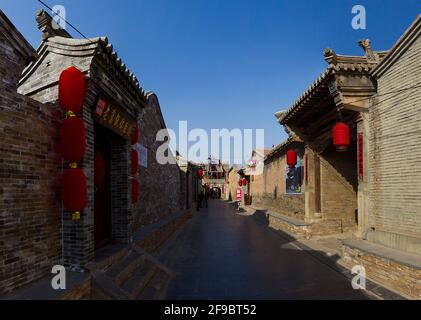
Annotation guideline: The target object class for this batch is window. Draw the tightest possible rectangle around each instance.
[285,157,304,194]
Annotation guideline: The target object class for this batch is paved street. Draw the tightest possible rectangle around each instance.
[165,200,370,300]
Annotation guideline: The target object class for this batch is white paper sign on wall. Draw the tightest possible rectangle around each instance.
[135,143,148,168]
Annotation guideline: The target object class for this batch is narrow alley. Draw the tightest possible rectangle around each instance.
[164,200,369,300]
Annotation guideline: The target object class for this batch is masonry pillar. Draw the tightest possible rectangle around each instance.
[304,147,321,222]
[356,113,370,238]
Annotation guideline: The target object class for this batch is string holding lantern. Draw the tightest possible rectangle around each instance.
[286,149,298,168]
[333,122,350,152]
[58,66,87,221]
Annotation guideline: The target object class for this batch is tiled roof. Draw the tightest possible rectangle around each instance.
[277,47,388,125]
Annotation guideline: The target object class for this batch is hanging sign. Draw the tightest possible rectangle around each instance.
[95,97,136,141]
[134,143,148,168]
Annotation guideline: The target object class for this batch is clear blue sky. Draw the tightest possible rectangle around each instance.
[2,0,421,153]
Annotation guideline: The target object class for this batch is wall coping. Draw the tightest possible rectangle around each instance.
[342,239,421,270]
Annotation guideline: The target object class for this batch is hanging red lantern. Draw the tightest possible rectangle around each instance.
[286,149,298,168]
[131,178,139,204]
[94,150,105,189]
[61,168,87,212]
[59,66,86,113]
[333,122,350,152]
[131,149,139,175]
[238,180,243,187]
[131,123,139,145]
[242,178,248,186]
[60,116,86,163]
[197,169,203,179]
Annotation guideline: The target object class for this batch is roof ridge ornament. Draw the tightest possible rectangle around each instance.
[36,9,72,40]
[358,39,379,62]
[323,47,337,64]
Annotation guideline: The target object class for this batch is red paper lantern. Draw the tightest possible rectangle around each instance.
[60,116,86,163]
[131,149,139,175]
[131,178,139,204]
[61,168,87,212]
[59,66,86,113]
[94,150,105,189]
[242,178,248,186]
[197,169,203,179]
[238,180,243,187]
[286,149,298,168]
[131,123,139,145]
[333,122,350,152]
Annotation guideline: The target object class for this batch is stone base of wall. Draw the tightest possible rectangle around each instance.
[341,239,421,299]
[136,211,192,253]
[264,210,357,240]
[252,193,305,220]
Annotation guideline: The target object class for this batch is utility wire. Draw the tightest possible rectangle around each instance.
[37,0,92,42]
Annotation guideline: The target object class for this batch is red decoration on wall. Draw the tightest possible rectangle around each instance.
[131,149,139,175]
[131,178,139,204]
[358,132,364,180]
[59,66,86,113]
[131,123,139,145]
[61,168,88,212]
[94,150,105,189]
[60,116,86,163]
[286,149,298,168]
[333,122,350,152]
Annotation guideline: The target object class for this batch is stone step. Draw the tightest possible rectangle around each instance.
[137,271,170,300]
[121,260,157,299]
[105,252,146,286]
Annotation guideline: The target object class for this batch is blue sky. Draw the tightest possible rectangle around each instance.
[2,0,420,159]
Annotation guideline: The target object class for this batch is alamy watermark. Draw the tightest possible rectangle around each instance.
[155,121,265,168]
[351,265,366,290]
[352,5,366,30]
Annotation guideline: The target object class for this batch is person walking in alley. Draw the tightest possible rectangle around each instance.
[197,191,204,211]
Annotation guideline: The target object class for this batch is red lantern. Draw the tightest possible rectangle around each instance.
[61,168,87,212]
[59,66,86,113]
[286,149,297,168]
[333,122,350,152]
[131,178,139,204]
[131,123,139,145]
[238,180,243,187]
[131,149,139,175]
[94,150,105,189]
[242,178,248,186]
[197,169,203,179]
[60,116,86,163]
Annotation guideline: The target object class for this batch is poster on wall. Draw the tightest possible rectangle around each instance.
[285,158,303,194]
[135,143,148,168]
[236,188,242,201]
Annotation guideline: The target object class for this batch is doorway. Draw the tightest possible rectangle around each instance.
[94,123,112,249]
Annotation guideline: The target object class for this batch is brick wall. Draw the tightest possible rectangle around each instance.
[319,144,358,230]
[0,86,62,295]
[368,33,421,252]
[133,94,180,230]
[250,148,305,219]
